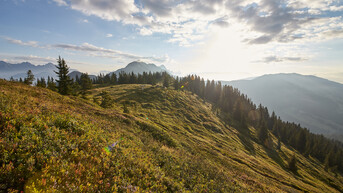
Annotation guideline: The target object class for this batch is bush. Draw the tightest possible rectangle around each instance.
[100,94,113,108]
[136,121,177,148]
[288,155,297,173]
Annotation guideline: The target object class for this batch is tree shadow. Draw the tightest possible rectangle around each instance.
[264,146,287,170]
[234,122,256,155]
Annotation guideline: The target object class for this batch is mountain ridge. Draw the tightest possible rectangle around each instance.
[111,61,169,75]
[222,73,343,141]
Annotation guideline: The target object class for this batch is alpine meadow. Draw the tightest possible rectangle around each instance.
[1,0,343,192]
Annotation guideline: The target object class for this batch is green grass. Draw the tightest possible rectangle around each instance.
[1,80,343,192]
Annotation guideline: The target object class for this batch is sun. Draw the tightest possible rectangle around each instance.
[192,25,262,80]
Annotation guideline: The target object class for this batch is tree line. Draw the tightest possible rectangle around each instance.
[12,57,173,96]
[177,75,343,173]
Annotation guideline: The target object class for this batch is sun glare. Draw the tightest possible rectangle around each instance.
[193,26,261,80]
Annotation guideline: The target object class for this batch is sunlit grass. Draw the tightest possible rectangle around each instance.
[1,80,342,192]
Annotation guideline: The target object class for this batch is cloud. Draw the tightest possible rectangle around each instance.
[68,0,138,21]
[106,33,113,38]
[261,55,308,63]
[211,16,230,27]
[139,27,153,36]
[4,37,41,48]
[52,0,67,6]
[0,54,56,65]
[51,0,343,46]
[52,42,170,63]
[3,37,169,64]
[248,35,273,44]
[324,29,343,38]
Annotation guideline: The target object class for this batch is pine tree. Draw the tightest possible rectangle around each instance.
[24,70,35,85]
[288,155,298,173]
[41,78,47,88]
[123,104,129,113]
[173,77,180,90]
[47,76,57,91]
[71,81,81,96]
[54,56,73,95]
[100,93,113,108]
[257,119,269,144]
[163,74,169,88]
[277,137,281,151]
[36,77,47,88]
[80,73,93,91]
[110,73,117,84]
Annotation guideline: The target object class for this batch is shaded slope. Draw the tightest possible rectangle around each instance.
[0,80,342,192]
[223,73,343,138]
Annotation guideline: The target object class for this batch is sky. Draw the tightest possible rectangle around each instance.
[0,0,343,82]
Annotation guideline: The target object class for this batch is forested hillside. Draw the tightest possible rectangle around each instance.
[222,73,343,141]
[1,76,343,192]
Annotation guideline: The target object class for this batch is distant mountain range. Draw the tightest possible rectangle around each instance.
[222,73,343,141]
[0,61,57,80]
[68,71,97,80]
[111,61,168,75]
[0,61,169,81]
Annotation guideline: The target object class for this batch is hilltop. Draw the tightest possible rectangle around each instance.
[222,73,343,141]
[1,79,343,192]
[111,61,168,75]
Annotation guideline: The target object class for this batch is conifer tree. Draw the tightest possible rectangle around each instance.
[110,73,117,84]
[257,119,269,144]
[80,73,93,91]
[47,76,57,91]
[24,70,35,85]
[277,137,281,151]
[163,74,169,88]
[174,77,180,90]
[288,155,298,173]
[54,56,73,95]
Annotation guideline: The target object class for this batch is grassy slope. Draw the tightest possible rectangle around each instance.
[1,80,343,192]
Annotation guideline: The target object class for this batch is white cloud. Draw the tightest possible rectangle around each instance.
[0,54,56,65]
[68,0,138,21]
[52,0,67,6]
[259,56,308,63]
[4,37,41,48]
[106,33,113,38]
[2,36,169,64]
[51,0,343,47]
[139,27,153,36]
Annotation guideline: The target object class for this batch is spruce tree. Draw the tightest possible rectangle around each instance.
[163,74,169,88]
[173,77,180,90]
[54,56,73,95]
[80,73,93,91]
[277,137,281,151]
[24,70,35,85]
[47,76,57,91]
[257,119,269,144]
[288,155,298,173]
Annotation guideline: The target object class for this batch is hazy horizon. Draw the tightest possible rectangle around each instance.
[1,0,343,83]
